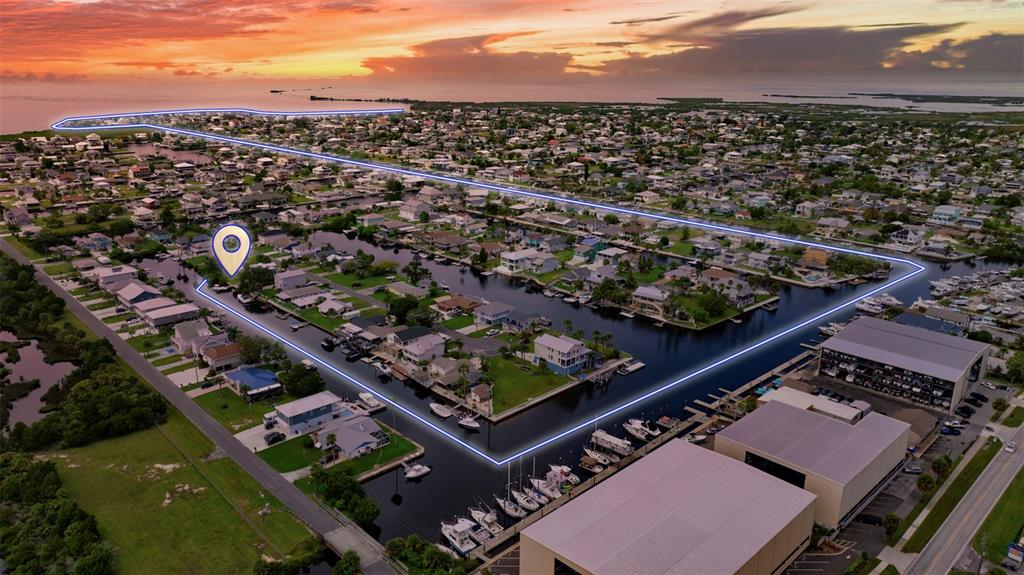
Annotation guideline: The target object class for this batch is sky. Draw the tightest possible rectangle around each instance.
[2,0,1021,86]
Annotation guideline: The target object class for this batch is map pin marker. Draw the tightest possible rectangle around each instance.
[211,224,251,278]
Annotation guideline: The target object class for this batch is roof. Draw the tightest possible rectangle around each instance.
[716,401,909,486]
[203,342,241,361]
[225,367,277,390]
[821,316,989,382]
[394,325,433,342]
[140,302,199,319]
[476,301,514,315]
[522,440,816,575]
[535,333,585,354]
[275,390,341,418]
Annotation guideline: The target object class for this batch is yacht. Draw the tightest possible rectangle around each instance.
[430,403,453,418]
[579,456,605,474]
[522,486,549,506]
[403,462,432,479]
[289,321,308,331]
[656,415,681,429]
[466,520,493,545]
[548,465,581,486]
[440,518,477,555]
[583,447,612,466]
[530,477,563,500]
[494,496,526,518]
[542,289,556,298]
[629,419,660,437]
[320,336,338,351]
[470,506,503,536]
[623,420,650,441]
[510,489,540,511]
[591,430,634,456]
[357,392,383,411]
[458,413,481,430]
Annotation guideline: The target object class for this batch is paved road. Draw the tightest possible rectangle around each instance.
[0,239,398,575]
[906,424,1024,575]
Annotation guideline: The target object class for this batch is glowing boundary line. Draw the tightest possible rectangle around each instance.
[53,108,927,466]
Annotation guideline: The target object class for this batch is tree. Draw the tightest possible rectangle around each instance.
[916,473,936,494]
[659,235,669,248]
[388,295,419,325]
[418,211,430,223]
[883,513,901,538]
[931,455,953,479]
[236,266,274,295]
[402,260,431,286]
[279,363,326,397]
[332,551,361,575]
[993,398,1009,412]
[603,214,619,225]
[1007,350,1024,385]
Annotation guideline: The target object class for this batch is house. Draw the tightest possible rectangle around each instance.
[433,294,481,319]
[76,232,113,253]
[635,191,661,204]
[3,206,32,227]
[201,342,242,372]
[795,201,819,218]
[574,237,605,261]
[274,269,307,291]
[398,200,433,221]
[357,213,385,227]
[139,302,200,328]
[596,247,628,265]
[533,333,590,375]
[815,217,850,238]
[273,391,349,435]
[468,383,492,415]
[225,367,281,398]
[927,204,961,227]
[499,248,557,275]
[475,301,514,325]
[801,247,830,270]
[391,326,446,364]
[95,265,138,291]
[172,319,228,356]
[631,285,667,316]
[115,280,162,307]
[888,227,924,251]
[311,415,390,458]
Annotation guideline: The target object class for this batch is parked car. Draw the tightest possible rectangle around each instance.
[969,392,988,403]
[855,514,883,526]
[1006,441,1018,454]
[944,419,966,429]
[980,382,997,391]
[264,431,286,446]
[940,427,961,436]
[955,406,975,418]
[903,463,923,474]
[965,398,982,408]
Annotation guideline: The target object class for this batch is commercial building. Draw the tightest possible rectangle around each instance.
[715,400,910,529]
[818,316,989,412]
[758,386,869,424]
[520,439,816,575]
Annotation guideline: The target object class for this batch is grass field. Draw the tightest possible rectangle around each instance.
[903,437,1003,553]
[161,360,200,375]
[488,357,570,414]
[258,435,323,473]
[42,261,74,276]
[102,312,135,324]
[54,409,315,575]
[194,388,292,432]
[127,333,171,353]
[295,306,348,332]
[86,298,117,311]
[151,353,183,367]
[4,235,46,260]
[1002,406,1024,427]
[973,466,1024,562]
[442,315,475,330]
[323,271,394,289]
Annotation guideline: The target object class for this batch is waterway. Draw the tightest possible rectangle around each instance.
[1,331,76,426]
[140,239,1008,545]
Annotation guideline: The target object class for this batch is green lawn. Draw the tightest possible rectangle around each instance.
[194,388,292,432]
[151,353,183,367]
[1002,406,1024,427]
[488,357,571,414]
[161,360,200,375]
[360,307,386,318]
[86,298,117,311]
[879,566,899,575]
[296,306,347,332]
[323,271,393,289]
[102,312,135,324]
[632,266,666,285]
[973,466,1024,562]
[127,333,171,353]
[258,435,323,473]
[4,236,47,260]
[469,326,494,338]
[54,409,316,575]
[42,261,74,276]
[903,437,1003,552]
[534,269,564,284]
[334,429,416,477]
[666,241,695,256]
[442,315,475,330]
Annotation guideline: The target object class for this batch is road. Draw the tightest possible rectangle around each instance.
[906,423,1024,575]
[0,238,399,575]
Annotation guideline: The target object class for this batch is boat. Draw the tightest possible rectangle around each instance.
[579,456,605,474]
[583,447,612,466]
[684,433,707,445]
[542,289,556,298]
[763,302,778,311]
[522,486,549,505]
[235,293,254,304]
[530,477,563,500]
[440,282,450,290]
[510,489,540,511]
[818,322,846,337]
[616,359,646,375]
[458,414,481,430]
[548,465,581,485]
[345,349,365,362]
[629,419,660,437]
[460,264,468,273]
[656,415,681,429]
[623,421,649,441]
[577,294,591,305]
[440,518,477,555]
[591,430,634,456]
[494,496,526,518]
[562,295,579,304]
[466,520,493,544]
[470,506,503,536]
[430,403,453,418]
[357,392,383,411]
[729,317,743,325]
[619,310,636,318]
[403,462,432,479]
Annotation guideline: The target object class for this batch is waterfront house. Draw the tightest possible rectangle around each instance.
[533,333,590,375]
[273,391,348,435]
[631,285,668,316]
[475,301,514,326]
[201,342,242,372]
[274,269,307,291]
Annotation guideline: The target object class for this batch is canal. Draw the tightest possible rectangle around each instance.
[140,235,1007,544]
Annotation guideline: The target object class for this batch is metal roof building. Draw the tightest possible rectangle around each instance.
[520,439,817,575]
[715,401,910,529]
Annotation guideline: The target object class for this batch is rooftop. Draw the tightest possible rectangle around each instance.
[275,390,342,418]
[716,400,910,486]
[821,316,989,382]
[522,440,816,575]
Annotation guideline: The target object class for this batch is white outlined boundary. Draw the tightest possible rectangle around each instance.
[53,108,927,466]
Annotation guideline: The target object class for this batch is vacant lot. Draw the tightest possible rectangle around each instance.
[194,387,294,432]
[488,357,570,414]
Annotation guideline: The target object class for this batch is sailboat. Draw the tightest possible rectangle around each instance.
[522,485,549,506]
[510,488,540,511]
[530,477,563,500]
[583,447,612,466]
[494,495,526,518]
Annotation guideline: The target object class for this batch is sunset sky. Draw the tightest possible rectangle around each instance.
[2,0,1021,84]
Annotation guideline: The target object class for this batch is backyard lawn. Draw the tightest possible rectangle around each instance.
[258,435,323,473]
[296,307,348,332]
[86,298,117,311]
[194,387,292,432]
[54,409,316,575]
[161,360,201,375]
[127,333,171,353]
[442,314,475,330]
[42,261,74,276]
[488,357,570,414]
[323,271,395,289]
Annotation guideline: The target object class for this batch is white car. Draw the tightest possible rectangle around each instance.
[1006,441,1017,454]
[944,419,966,429]
[980,382,997,391]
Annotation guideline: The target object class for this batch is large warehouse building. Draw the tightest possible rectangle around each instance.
[520,439,817,575]
[817,316,989,413]
[715,400,910,529]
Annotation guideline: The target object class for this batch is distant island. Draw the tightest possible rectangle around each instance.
[851,92,1024,106]
[764,94,855,100]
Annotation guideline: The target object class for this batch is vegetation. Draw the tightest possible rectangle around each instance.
[0,452,114,575]
[302,464,380,528]
[1002,406,1024,428]
[973,467,1024,563]
[385,534,479,575]
[258,435,324,473]
[334,429,416,477]
[278,362,326,397]
[487,356,570,414]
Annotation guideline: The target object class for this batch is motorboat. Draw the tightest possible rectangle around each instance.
[684,433,708,445]
[430,403,453,418]
[357,392,383,411]
[629,419,660,437]
[591,430,634,456]
[542,289,556,298]
[582,447,612,466]
[403,462,432,479]
[623,421,650,441]
[440,518,477,555]
[345,349,366,362]
[466,520,493,545]
[579,456,605,474]
[656,415,681,429]
[510,489,540,511]
[548,465,581,485]
[530,477,563,500]
[470,506,503,536]
[458,414,481,430]
[522,486,549,506]
[494,495,526,518]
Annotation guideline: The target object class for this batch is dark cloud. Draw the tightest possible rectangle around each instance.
[610,15,681,26]
[0,70,88,82]
[643,7,804,41]
[595,41,638,47]
[361,33,576,80]
[886,33,1023,71]
[854,22,927,28]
